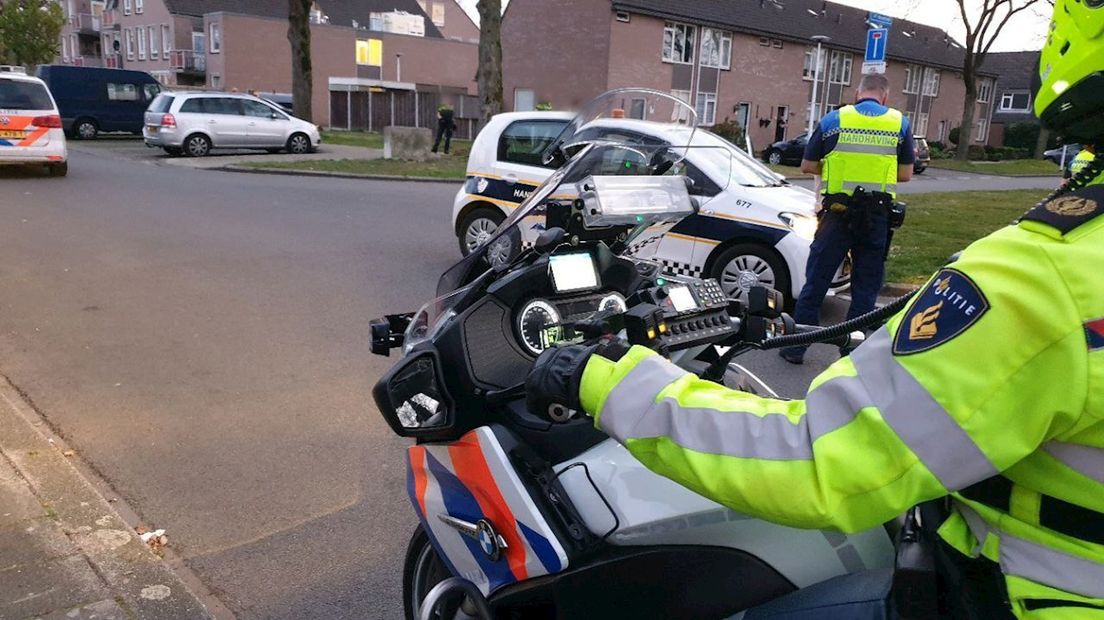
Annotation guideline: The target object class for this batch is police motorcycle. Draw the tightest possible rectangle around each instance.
[370,90,909,619]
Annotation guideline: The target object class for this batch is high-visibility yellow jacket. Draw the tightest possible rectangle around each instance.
[821,104,904,199]
[580,185,1104,617]
[1070,149,1103,185]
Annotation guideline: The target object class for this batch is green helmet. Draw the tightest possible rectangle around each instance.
[1036,0,1104,142]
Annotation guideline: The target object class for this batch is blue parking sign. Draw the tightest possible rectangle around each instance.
[865,28,888,63]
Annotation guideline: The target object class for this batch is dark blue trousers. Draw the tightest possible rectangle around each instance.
[783,209,889,358]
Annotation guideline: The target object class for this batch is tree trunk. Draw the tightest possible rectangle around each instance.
[475,0,503,129]
[956,77,978,161]
[1034,126,1050,159]
[288,0,313,123]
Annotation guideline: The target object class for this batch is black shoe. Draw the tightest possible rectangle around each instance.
[779,349,804,365]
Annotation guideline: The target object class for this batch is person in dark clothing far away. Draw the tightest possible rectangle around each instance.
[433,105,457,154]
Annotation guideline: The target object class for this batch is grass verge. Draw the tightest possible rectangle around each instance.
[321,130,384,150]
[886,189,1049,284]
[242,156,468,179]
[928,159,1060,177]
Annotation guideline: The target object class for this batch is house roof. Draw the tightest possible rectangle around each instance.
[611,0,993,74]
[163,0,444,37]
[985,50,1039,91]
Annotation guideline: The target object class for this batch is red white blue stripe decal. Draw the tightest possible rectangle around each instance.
[1087,318,1104,351]
[405,427,568,594]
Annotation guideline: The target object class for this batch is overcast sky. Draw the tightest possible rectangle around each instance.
[456,0,1053,53]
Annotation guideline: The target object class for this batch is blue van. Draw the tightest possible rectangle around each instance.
[35,66,161,139]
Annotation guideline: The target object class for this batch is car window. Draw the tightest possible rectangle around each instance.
[107,83,139,102]
[204,97,243,116]
[143,83,161,101]
[179,98,203,113]
[243,99,283,119]
[0,80,53,110]
[148,94,174,113]
[497,120,567,167]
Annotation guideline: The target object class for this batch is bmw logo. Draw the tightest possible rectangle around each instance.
[0,117,9,126]
[476,519,503,561]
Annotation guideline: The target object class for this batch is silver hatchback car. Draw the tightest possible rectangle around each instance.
[143,92,321,157]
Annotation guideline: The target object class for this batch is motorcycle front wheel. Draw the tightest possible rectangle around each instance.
[403,525,481,620]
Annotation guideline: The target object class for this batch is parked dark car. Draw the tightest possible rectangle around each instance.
[762,133,809,166]
[1043,143,1082,172]
[35,65,161,139]
[913,136,931,174]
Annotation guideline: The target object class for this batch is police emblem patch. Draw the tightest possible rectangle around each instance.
[893,269,989,355]
[1046,195,1098,217]
[476,177,489,194]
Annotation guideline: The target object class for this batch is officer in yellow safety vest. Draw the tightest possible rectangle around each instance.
[526,0,1104,616]
[780,73,914,365]
[1069,144,1102,185]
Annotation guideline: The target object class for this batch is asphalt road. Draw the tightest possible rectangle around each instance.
[0,144,935,617]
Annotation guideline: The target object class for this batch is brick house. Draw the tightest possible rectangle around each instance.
[983,51,1040,147]
[53,0,480,128]
[502,0,999,152]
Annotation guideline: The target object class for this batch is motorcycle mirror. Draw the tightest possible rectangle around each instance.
[534,227,566,255]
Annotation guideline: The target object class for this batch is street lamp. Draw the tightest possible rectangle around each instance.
[807,35,831,135]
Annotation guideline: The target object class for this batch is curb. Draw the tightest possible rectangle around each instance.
[0,374,234,620]
[217,165,464,184]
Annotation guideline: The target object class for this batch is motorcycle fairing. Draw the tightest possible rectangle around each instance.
[406,426,570,595]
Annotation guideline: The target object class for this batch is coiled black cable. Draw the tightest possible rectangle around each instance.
[1028,154,1104,209]
[760,290,917,350]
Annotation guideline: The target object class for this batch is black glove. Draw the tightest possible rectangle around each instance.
[525,338,629,423]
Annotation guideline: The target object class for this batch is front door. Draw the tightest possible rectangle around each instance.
[241,99,287,147]
[774,106,789,142]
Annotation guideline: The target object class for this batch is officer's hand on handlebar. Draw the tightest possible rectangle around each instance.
[525,337,630,423]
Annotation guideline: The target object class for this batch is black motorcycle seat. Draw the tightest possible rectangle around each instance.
[731,567,893,619]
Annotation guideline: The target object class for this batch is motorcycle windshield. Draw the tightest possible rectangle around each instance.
[436,89,736,297]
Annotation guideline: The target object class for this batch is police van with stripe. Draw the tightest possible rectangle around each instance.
[452,112,849,305]
[0,67,68,177]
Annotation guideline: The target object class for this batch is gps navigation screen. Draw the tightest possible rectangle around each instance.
[549,253,599,293]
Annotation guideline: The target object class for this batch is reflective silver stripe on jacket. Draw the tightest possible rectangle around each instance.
[1044,441,1104,485]
[841,180,897,193]
[832,142,898,156]
[955,499,1104,598]
[598,356,853,460]
[850,328,998,491]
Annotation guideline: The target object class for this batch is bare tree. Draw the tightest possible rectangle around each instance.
[952,0,1045,160]
[288,0,313,122]
[475,0,503,128]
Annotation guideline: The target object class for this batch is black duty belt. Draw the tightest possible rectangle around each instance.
[960,475,1104,545]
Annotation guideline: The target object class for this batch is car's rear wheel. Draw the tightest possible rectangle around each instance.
[184,133,212,157]
[74,118,98,140]
[766,150,783,166]
[286,133,312,155]
[48,162,68,177]
[458,207,506,256]
[710,243,791,307]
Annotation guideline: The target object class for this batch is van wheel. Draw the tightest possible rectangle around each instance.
[286,133,312,154]
[458,207,505,256]
[184,133,212,157]
[74,119,98,140]
[48,162,68,177]
[709,243,791,307]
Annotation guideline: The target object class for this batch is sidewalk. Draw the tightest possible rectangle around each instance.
[0,377,223,620]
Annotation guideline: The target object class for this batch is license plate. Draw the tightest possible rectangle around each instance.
[147,126,159,133]
[0,130,24,139]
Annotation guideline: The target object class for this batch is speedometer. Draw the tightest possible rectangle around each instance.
[517,300,561,356]
[599,293,627,314]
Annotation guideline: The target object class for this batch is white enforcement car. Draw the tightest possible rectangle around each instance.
[451,111,848,305]
[0,68,68,176]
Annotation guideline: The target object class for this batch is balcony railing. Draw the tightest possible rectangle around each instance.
[71,55,105,68]
[102,10,117,27]
[169,50,206,73]
[73,13,103,33]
